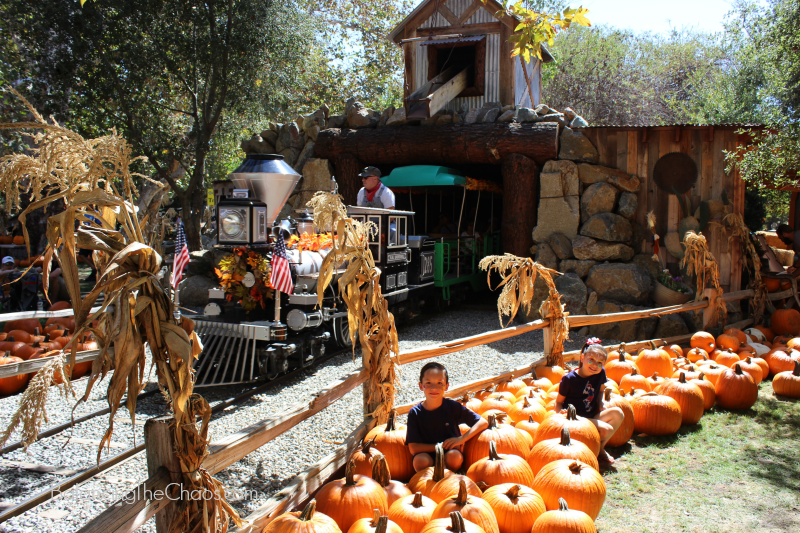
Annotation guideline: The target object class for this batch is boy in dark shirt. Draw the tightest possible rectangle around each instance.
[406,362,488,472]
[555,338,624,465]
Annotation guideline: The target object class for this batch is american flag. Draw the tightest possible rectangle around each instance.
[171,218,190,289]
[270,232,294,294]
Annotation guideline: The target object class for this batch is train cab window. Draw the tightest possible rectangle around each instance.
[368,215,381,257]
[388,216,407,247]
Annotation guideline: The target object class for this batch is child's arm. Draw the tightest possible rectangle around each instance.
[554,393,566,413]
[442,415,488,449]
[408,442,437,455]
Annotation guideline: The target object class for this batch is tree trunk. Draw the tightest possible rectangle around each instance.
[316,122,559,166]
[332,153,364,207]
[501,153,539,258]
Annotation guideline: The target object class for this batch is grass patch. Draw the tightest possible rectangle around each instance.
[597,381,800,532]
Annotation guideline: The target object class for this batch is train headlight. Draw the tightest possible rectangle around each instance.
[221,209,247,239]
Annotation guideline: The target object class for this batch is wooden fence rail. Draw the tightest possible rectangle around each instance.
[69,288,760,533]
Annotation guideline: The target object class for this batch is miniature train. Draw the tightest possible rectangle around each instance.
[191,155,499,387]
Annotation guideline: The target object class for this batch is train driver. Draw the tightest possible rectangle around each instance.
[357,166,395,209]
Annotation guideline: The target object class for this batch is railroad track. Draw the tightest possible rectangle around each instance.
[0,346,350,525]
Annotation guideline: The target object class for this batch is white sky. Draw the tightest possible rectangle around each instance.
[573,0,735,34]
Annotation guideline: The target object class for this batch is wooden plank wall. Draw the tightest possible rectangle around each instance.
[581,126,748,292]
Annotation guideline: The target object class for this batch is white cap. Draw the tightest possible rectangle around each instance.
[2,256,15,265]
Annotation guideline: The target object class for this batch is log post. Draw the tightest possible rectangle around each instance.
[145,416,180,533]
[540,301,554,361]
[332,153,363,207]
[501,153,539,257]
[702,288,720,330]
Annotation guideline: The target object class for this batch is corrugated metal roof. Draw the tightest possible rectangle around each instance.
[418,35,485,46]
[575,122,764,128]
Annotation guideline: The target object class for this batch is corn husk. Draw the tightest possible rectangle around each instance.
[0,88,239,532]
[722,213,765,319]
[478,254,569,366]
[681,231,727,326]
[307,192,399,424]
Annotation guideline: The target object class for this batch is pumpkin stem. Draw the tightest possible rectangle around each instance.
[362,437,376,454]
[560,426,571,446]
[504,484,521,499]
[412,492,424,508]
[679,372,687,383]
[794,360,800,376]
[734,363,743,375]
[371,454,391,487]
[568,460,583,474]
[433,443,446,481]
[455,479,468,505]
[566,404,577,420]
[495,412,509,424]
[618,351,626,362]
[476,481,488,491]
[299,500,317,521]
[32,341,40,348]
[698,372,706,381]
[522,396,530,408]
[487,413,497,430]
[630,367,639,376]
[374,515,388,533]
[8,336,14,342]
[528,414,534,424]
[652,372,659,380]
[488,440,501,461]
[345,459,357,486]
[558,497,570,512]
[530,365,539,380]
[746,357,752,364]
[370,509,381,528]
[386,410,397,432]
[604,388,612,401]
[449,512,467,533]
[619,343,626,356]
[35,327,40,335]
[44,333,50,342]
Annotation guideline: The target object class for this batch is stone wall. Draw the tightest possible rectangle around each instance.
[526,127,700,342]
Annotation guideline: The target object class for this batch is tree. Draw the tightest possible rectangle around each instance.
[1,0,313,249]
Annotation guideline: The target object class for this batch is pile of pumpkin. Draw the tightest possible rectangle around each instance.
[264,320,800,533]
[0,235,45,267]
[0,302,98,396]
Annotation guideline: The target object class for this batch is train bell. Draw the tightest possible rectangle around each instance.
[296,209,315,236]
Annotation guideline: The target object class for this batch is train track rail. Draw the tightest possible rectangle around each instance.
[0,346,350,525]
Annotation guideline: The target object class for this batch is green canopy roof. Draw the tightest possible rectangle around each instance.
[382,165,466,188]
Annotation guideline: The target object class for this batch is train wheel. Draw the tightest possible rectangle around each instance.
[332,316,355,348]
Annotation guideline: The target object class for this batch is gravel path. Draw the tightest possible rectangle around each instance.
[0,306,586,533]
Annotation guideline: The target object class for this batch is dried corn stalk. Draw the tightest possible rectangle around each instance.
[723,213,766,319]
[308,192,399,424]
[0,89,239,532]
[681,231,727,325]
[479,254,569,366]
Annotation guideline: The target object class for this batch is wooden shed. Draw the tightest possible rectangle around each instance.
[579,123,763,292]
[388,0,554,117]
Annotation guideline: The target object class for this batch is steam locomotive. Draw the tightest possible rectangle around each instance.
[191,154,497,387]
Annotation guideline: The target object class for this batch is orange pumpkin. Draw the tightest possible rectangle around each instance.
[536,366,565,386]
[754,325,775,342]
[635,342,673,378]
[771,309,800,336]
[716,334,741,352]
[3,319,42,334]
[700,364,726,386]
[0,236,11,245]
[48,301,72,311]
[690,331,716,353]
[465,441,534,488]
[604,348,639,385]
[0,352,29,395]
[263,500,341,533]
[347,512,403,533]
[764,348,800,376]
[483,484,546,533]
[619,368,650,393]
[408,444,454,497]
[365,410,414,482]
[463,414,529,467]
[773,360,800,398]
[388,492,436,533]
[713,349,741,368]
[665,344,683,359]
[507,396,547,424]
[690,374,716,410]
[530,498,595,533]
[715,364,758,410]
[531,459,606,520]
[526,427,598,476]
[737,357,764,385]
[371,454,412,507]
[431,480,498,533]
[494,379,527,397]
[350,438,382,477]
[419,512,485,533]
[532,406,601,456]
[428,474,483,506]
[603,389,635,447]
[514,415,540,443]
[630,392,682,436]
[315,460,389,533]
[654,373,705,425]
[12,236,24,245]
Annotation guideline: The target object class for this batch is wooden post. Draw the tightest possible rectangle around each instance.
[145,416,180,533]
[501,153,539,257]
[332,153,363,207]
[541,301,553,363]
[702,288,720,330]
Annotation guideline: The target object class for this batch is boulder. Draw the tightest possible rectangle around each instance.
[654,313,690,338]
[464,108,480,124]
[664,232,684,258]
[580,213,633,242]
[276,125,291,152]
[559,259,596,278]
[476,103,500,123]
[585,263,652,304]
[535,104,557,115]
[320,103,330,119]
[421,112,443,127]
[260,129,278,145]
[288,122,304,149]
[572,235,635,261]
[570,115,589,128]
[497,110,515,122]
[379,106,395,127]
[279,147,297,167]
[328,114,347,128]
[305,125,321,142]
[540,160,579,197]
[515,107,538,122]
[558,127,599,163]
[540,113,566,128]
[548,233,573,259]
[588,300,658,342]
[501,104,515,113]
[535,242,559,270]
[580,182,619,220]
[630,221,647,254]
[577,163,640,192]
[386,108,407,127]
[303,109,327,130]
[344,97,357,115]
[452,113,463,124]
[482,108,501,123]
[631,254,661,282]
[436,114,454,126]
[617,192,638,219]
[179,275,217,308]
[532,196,580,243]
[347,102,376,128]
[555,273,587,316]
[520,276,550,322]
[297,158,334,209]
[293,141,315,173]
[241,134,274,154]
[562,107,577,121]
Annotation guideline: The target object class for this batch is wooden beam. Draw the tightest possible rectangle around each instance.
[404,27,416,97]
[144,417,179,533]
[0,348,102,379]
[567,300,708,328]
[422,22,502,37]
[499,22,514,105]
[428,67,471,117]
[482,0,516,29]
[458,0,483,24]
[0,306,99,320]
[437,4,460,26]
[202,369,367,474]
[674,125,681,143]
[404,1,443,37]
[397,318,549,365]
[232,421,373,533]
